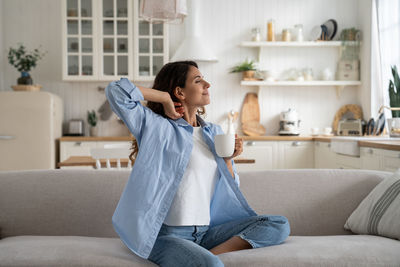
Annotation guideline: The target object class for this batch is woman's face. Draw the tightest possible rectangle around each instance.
[178,66,211,107]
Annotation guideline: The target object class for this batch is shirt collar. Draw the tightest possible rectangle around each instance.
[171,114,210,128]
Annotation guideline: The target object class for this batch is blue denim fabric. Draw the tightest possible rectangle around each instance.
[148,215,290,267]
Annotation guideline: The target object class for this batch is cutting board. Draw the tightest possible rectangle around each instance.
[242,121,266,136]
[241,93,266,136]
[241,93,260,124]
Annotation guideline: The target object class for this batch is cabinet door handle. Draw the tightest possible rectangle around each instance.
[328,143,331,148]
[74,142,82,146]
[315,142,320,146]
[368,148,374,154]
[246,141,256,146]
[292,141,300,146]
[0,135,15,140]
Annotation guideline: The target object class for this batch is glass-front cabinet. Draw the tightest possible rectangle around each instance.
[62,0,168,81]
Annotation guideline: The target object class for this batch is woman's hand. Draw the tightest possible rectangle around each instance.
[223,134,243,161]
[162,95,184,119]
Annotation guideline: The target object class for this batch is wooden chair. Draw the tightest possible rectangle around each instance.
[90,143,132,170]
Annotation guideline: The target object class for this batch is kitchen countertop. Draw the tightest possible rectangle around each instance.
[59,135,322,142]
[358,140,400,152]
[59,135,400,151]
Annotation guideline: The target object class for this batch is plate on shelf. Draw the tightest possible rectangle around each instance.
[322,19,338,40]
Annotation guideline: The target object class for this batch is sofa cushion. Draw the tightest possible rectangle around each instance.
[219,235,400,267]
[344,169,400,240]
[1,235,399,267]
[0,236,156,267]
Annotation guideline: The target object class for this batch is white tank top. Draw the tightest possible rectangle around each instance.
[163,126,219,226]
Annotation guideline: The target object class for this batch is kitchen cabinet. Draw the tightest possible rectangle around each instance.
[335,153,361,169]
[62,0,168,81]
[235,141,277,172]
[60,140,131,162]
[381,149,400,172]
[360,147,382,171]
[314,141,336,168]
[278,141,314,169]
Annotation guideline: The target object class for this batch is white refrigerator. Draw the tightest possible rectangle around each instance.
[0,91,63,171]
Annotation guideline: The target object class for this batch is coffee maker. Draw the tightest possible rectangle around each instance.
[279,108,301,136]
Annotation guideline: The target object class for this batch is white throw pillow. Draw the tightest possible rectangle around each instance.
[344,169,400,240]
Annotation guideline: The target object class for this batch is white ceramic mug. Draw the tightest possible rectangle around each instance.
[311,127,319,135]
[214,134,235,158]
[324,127,332,135]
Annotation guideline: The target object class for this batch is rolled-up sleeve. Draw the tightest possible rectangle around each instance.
[105,78,146,142]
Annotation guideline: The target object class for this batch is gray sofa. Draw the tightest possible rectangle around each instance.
[1,169,400,267]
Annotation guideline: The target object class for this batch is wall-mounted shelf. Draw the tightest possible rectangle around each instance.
[239,40,361,98]
[240,80,361,97]
[240,41,359,47]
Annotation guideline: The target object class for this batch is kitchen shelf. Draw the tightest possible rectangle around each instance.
[240,80,362,97]
[240,80,361,86]
[240,40,362,98]
[240,41,359,47]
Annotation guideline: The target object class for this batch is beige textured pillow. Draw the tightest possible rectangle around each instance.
[344,169,400,240]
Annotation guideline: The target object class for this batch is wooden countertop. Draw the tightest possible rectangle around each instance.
[59,135,400,151]
[60,135,323,142]
[358,140,400,152]
[60,136,133,141]
[58,156,255,168]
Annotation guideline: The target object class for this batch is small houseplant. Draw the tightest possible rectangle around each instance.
[8,43,46,86]
[387,65,400,137]
[87,110,98,136]
[230,59,257,80]
[389,65,400,117]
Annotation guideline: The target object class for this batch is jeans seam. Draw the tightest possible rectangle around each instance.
[239,218,267,237]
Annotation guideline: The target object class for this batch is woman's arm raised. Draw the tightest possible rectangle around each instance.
[137,85,183,120]
[105,78,182,141]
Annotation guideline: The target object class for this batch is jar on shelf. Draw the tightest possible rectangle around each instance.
[251,27,261,42]
[302,68,314,81]
[267,19,275,41]
[293,24,304,42]
[282,29,291,42]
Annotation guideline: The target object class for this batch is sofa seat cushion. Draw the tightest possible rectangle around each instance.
[219,235,400,267]
[1,235,400,267]
[0,236,156,267]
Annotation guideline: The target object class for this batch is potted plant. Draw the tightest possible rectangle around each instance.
[230,59,257,80]
[387,65,400,137]
[87,110,98,136]
[389,65,400,117]
[8,43,46,88]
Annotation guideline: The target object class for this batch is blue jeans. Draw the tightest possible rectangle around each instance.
[148,215,290,267]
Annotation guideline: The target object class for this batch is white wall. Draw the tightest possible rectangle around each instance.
[1,0,370,136]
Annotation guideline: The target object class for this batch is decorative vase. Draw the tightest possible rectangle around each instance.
[242,70,255,80]
[90,126,98,137]
[17,72,33,85]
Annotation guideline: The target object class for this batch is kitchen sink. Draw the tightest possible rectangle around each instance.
[330,136,394,156]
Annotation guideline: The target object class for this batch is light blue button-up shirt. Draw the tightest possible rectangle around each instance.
[106,78,258,259]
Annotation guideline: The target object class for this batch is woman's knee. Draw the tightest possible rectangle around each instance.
[259,215,291,242]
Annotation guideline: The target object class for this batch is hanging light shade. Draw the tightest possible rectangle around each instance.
[139,0,187,23]
[170,0,218,62]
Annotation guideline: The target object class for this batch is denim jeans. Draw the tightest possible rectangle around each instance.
[148,215,290,267]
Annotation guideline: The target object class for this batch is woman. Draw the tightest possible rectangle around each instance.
[106,61,290,267]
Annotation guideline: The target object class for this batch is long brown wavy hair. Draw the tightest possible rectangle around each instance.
[129,60,206,164]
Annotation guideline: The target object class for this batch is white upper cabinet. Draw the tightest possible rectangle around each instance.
[62,0,168,81]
